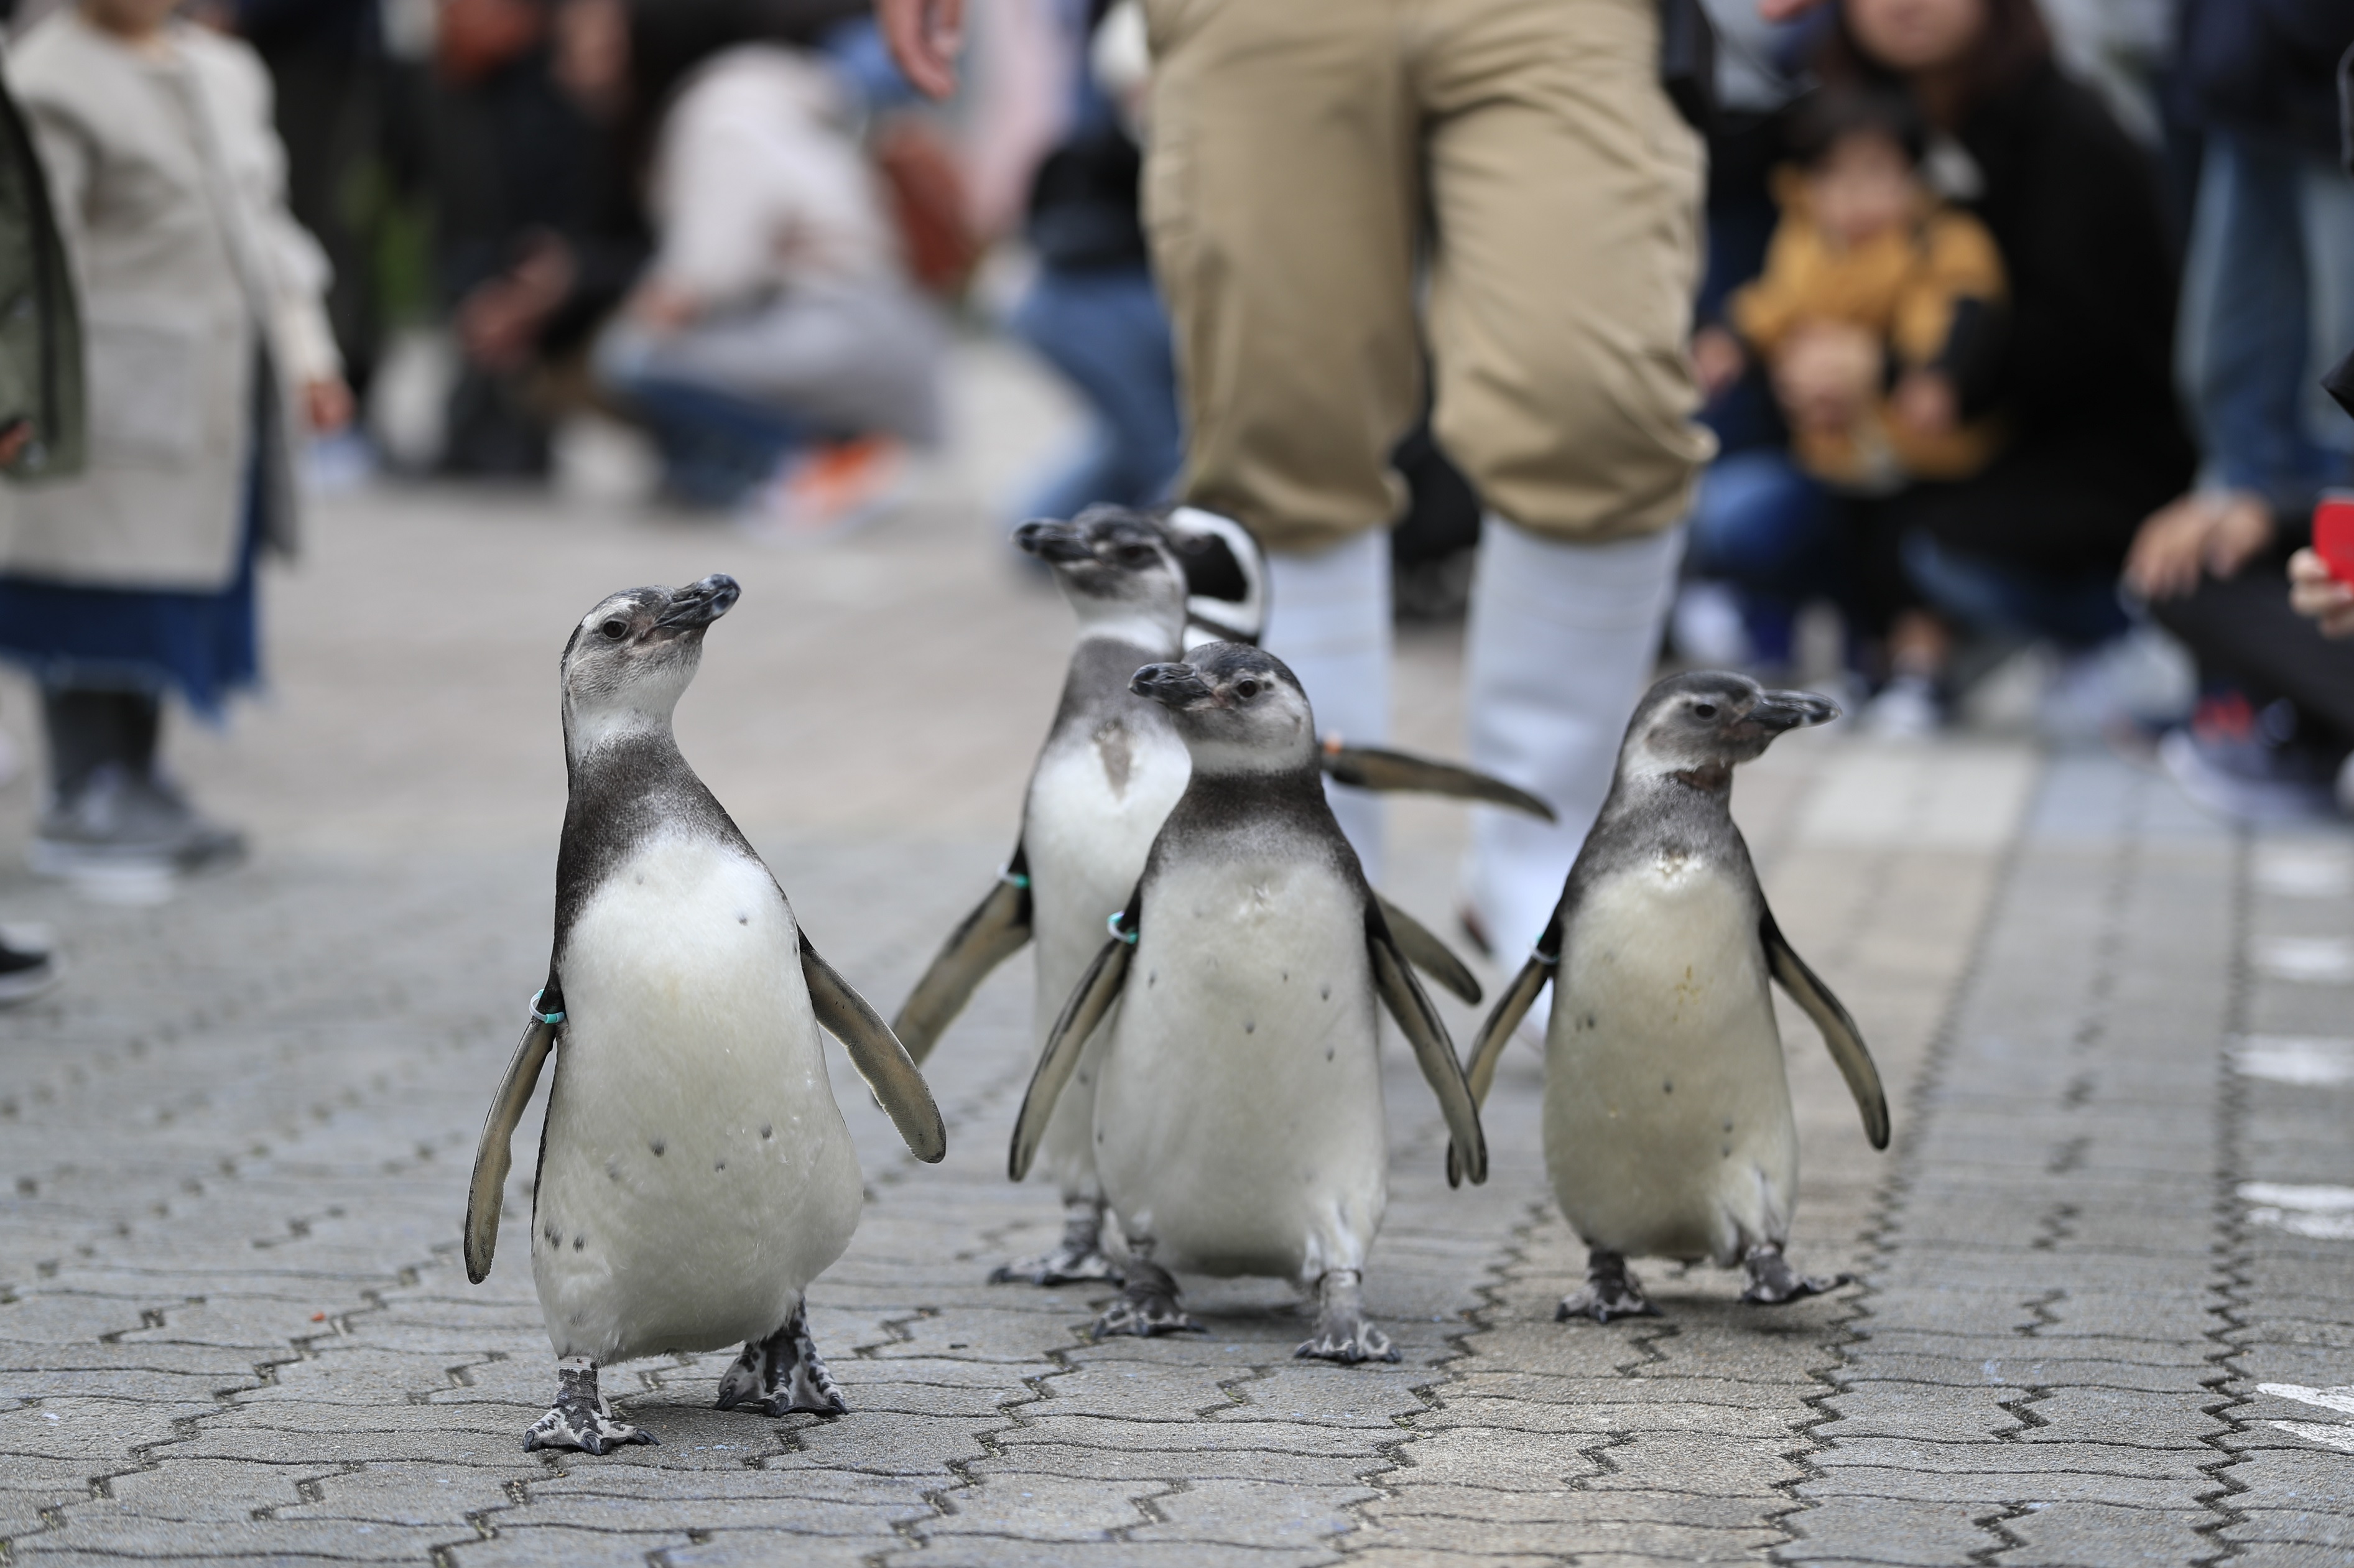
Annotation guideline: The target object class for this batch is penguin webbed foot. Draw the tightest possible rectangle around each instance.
[990,1243,1124,1287]
[1091,1260,1202,1339]
[1556,1250,1664,1324]
[1295,1271,1398,1364]
[715,1300,848,1417]
[525,1359,658,1455]
[1739,1241,1848,1306]
[989,1202,1124,1286]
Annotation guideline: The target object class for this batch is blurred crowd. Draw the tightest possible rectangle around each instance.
[0,0,2348,986]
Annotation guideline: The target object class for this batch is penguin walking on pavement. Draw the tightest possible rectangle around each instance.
[463,574,947,1454]
[1011,643,1490,1362]
[1457,671,1889,1321]
[893,508,1544,1287]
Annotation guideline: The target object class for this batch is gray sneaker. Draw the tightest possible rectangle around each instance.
[30,764,247,879]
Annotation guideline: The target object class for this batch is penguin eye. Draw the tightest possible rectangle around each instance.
[1234,678,1261,700]
[601,619,630,641]
[1692,702,1718,719]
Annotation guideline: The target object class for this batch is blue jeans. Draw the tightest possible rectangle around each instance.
[610,374,805,509]
[2178,129,2354,516]
[1684,448,1842,664]
[1902,531,2128,651]
[1011,263,1183,521]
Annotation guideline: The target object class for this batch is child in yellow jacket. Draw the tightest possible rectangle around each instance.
[1697,86,2006,491]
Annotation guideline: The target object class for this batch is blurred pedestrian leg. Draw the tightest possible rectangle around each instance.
[1010,263,1180,522]
[1139,0,1710,920]
[1463,521,1685,961]
[2177,128,2354,514]
[1682,447,1843,671]
[1261,531,1394,884]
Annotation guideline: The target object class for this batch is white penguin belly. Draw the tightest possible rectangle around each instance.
[1095,856,1385,1286]
[1545,855,1797,1266]
[532,833,861,1363]
[1022,724,1189,1195]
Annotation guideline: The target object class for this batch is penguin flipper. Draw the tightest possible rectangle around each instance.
[1010,889,1138,1182]
[1367,908,1488,1186]
[1320,744,1558,822]
[1761,906,1890,1151]
[463,1000,560,1284]
[1449,899,1567,1185]
[1373,893,1482,1005]
[891,844,1034,1064]
[801,933,948,1164]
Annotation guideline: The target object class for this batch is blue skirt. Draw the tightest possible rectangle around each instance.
[0,476,262,720]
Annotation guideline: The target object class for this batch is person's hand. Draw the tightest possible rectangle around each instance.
[305,378,354,435]
[456,233,577,371]
[1893,368,1957,436]
[1692,325,1746,402]
[877,0,965,100]
[1772,321,1880,435]
[0,419,35,467]
[624,277,702,333]
[2123,490,2274,601]
[2289,547,2354,637]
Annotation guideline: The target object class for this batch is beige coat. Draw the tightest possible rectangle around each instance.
[1,11,338,591]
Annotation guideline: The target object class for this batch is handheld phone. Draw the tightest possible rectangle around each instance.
[2315,491,2354,583]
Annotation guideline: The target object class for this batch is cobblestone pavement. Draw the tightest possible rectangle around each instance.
[1,349,2350,1564]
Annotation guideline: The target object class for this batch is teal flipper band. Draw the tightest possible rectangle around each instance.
[531,989,566,1025]
[1108,911,1138,945]
[1000,868,1031,889]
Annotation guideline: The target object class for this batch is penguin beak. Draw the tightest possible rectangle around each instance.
[1751,689,1842,732]
[1014,520,1094,564]
[656,574,741,630]
[1131,662,1215,708]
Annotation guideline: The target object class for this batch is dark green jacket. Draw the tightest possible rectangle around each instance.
[0,68,80,480]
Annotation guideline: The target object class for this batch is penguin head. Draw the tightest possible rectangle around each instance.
[560,574,739,755]
[1130,643,1316,775]
[1015,508,1190,648]
[1620,670,1840,782]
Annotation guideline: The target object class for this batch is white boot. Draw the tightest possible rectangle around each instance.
[1462,516,1684,958]
[1261,528,1392,883]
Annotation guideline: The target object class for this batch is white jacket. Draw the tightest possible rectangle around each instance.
[648,45,904,309]
[2,11,338,591]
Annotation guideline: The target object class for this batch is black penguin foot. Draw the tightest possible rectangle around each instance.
[525,1358,658,1454]
[1740,1241,1848,1306]
[1295,1269,1399,1364]
[1091,1260,1202,1338]
[716,1299,848,1416]
[1556,1249,1664,1324]
[989,1200,1124,1286]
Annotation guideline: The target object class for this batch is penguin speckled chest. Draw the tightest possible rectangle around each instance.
[1460,670,1889,1322]
[462,575,945,1455]
[1009,644,1491,1364]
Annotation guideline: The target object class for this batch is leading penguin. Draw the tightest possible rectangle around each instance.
[1458,670,1889,1320]
[463,574,947,1453]
[1012,643,1490,1362]
[892,507,1542,1286]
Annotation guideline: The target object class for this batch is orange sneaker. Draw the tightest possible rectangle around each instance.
[741,435,909,542]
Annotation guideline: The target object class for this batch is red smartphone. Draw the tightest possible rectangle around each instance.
[2315,491,2354,583]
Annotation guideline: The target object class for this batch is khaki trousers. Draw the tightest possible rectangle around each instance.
[1142,0,1715,552]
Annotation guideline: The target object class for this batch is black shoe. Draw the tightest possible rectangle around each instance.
[0,936,60,1004]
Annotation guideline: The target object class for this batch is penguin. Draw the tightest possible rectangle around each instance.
[891,508,1541,1286]
[463,574,947,1454]
[1453,670,1889,1321]
[1010,643,1490,1362]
